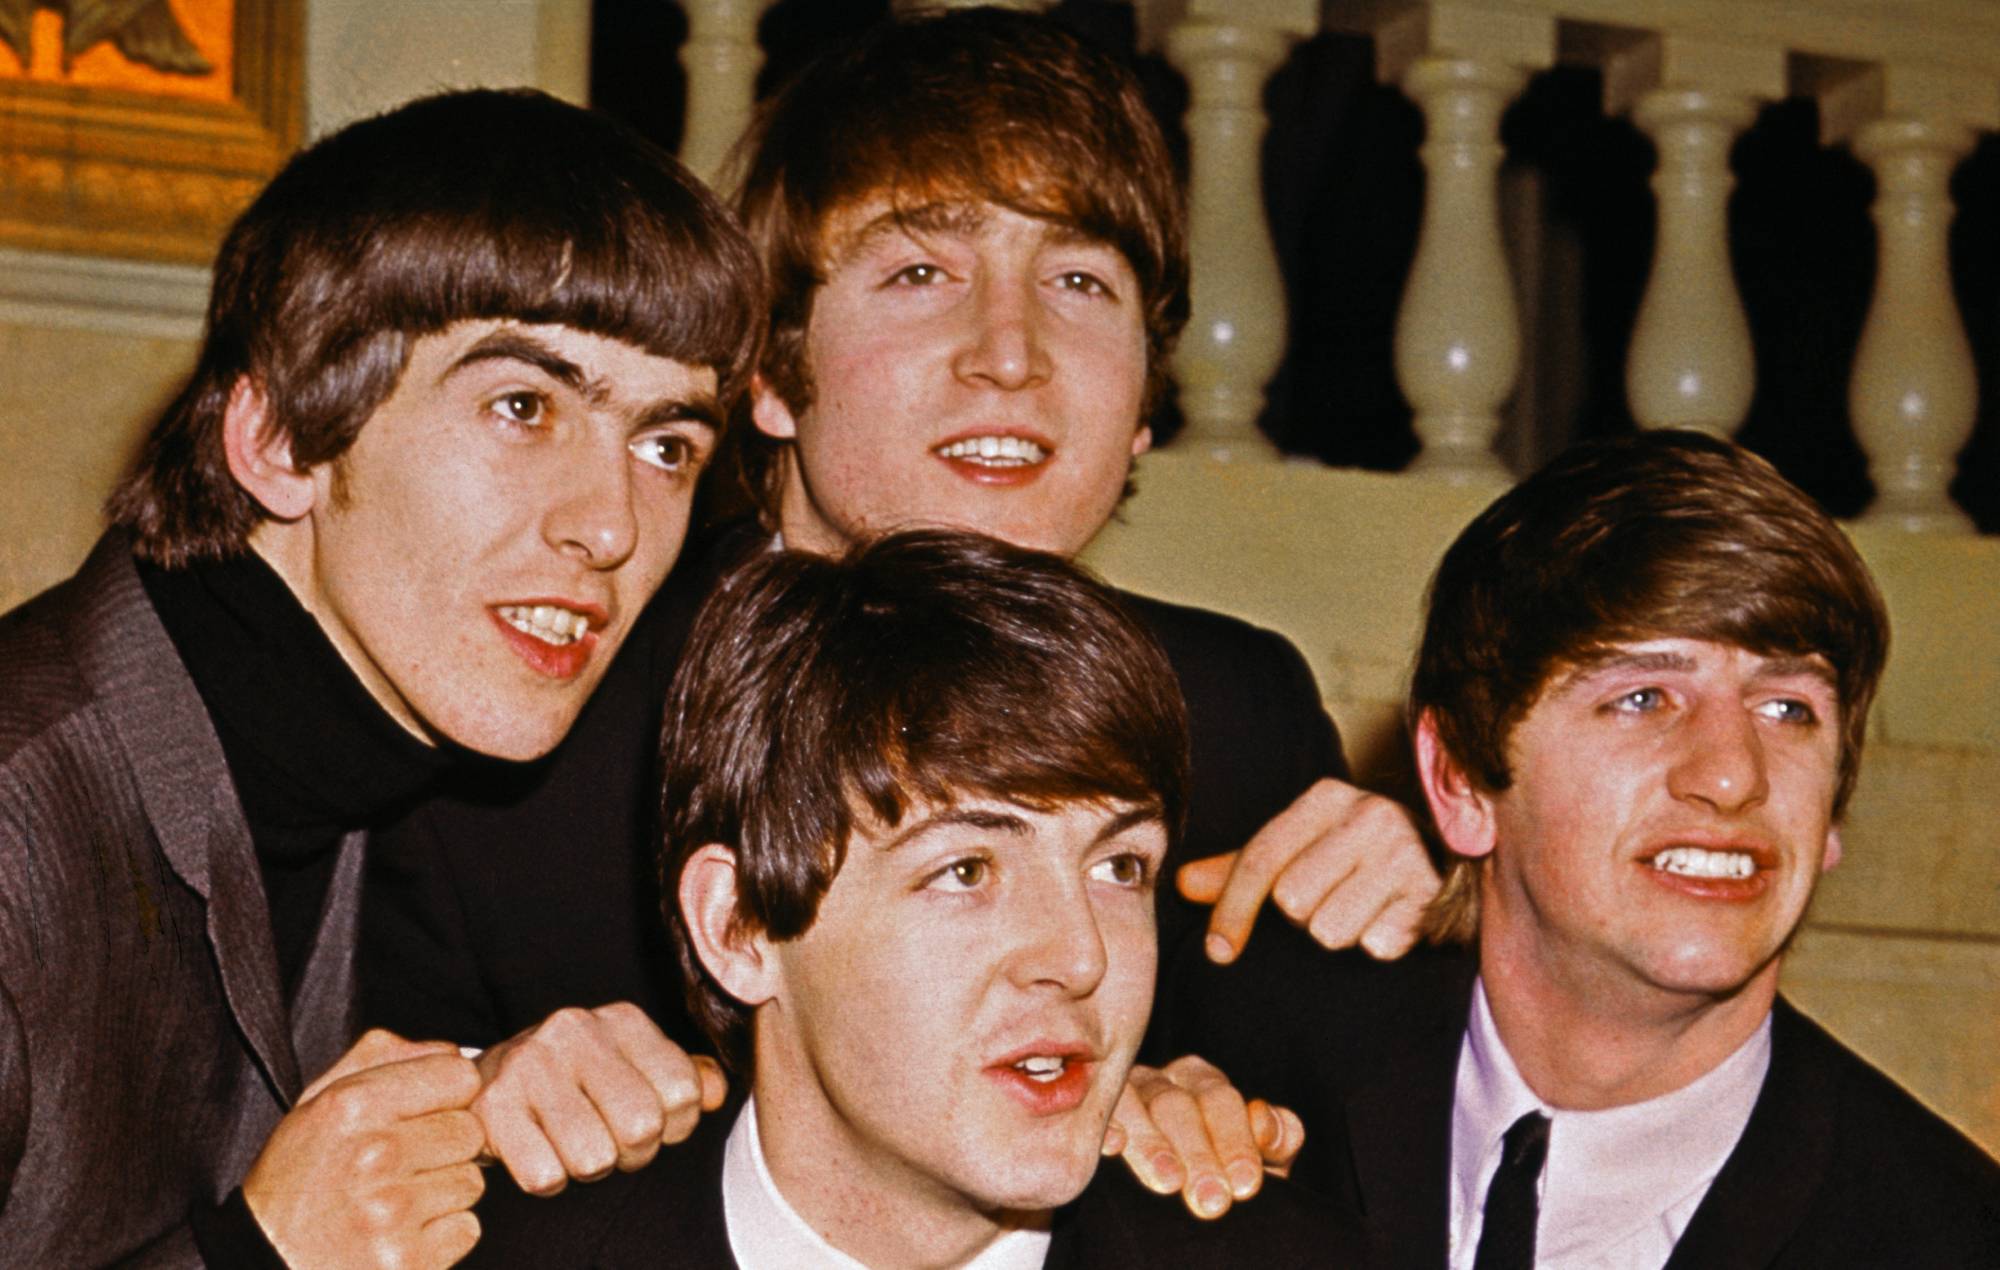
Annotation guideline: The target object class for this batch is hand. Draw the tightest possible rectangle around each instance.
[243,1029,485,1270]
[1179,778,1438,962]
[471,1002,727,1196]
[1102,1056,1304,1220]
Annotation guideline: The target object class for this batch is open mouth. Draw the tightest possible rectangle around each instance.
[1649,846,1757,881]
[934,435,1049,469]
[1013,1054,1070,1084]
[495,603,593,647]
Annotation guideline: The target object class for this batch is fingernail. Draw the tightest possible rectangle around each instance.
[1228,1160,1263,1197]
[1194,1178,1230,1217]
[1206,934,1235,964]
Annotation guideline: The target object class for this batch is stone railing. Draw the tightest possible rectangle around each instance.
[668,0,2000,1151]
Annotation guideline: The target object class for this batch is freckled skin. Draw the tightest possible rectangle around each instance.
[757,201,1152,558]
[253,319,719,761]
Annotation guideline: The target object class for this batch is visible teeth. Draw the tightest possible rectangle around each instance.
[1016,1055,1066,1082]
[936,436,1048,466]
[497,604,588,646]
[1651,847,1755,880]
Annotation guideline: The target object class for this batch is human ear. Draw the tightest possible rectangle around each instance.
[220,378,315,520]
[678,844,780,1009]
[1129,423,1153,458]
[1821,827,1843,872]
[749,374,799,441]
[1415,711,1498,860]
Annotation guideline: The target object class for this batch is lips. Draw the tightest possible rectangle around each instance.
[489,599,608,680]
[932,430,1053,487]
[984,1041,1098,1117]
[1639,839,1776,901]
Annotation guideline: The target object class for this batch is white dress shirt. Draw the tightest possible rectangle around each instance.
[722,1098,1053,1270]
[1447,979,1772,1270]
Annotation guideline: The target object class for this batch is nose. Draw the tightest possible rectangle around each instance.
[1666,699,1769,814]
[1006,873,1109,997]
[952,276,1054,390]
[543,441,639,570]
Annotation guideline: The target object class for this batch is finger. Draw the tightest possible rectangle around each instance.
[1107,1077,1186,1195]
[1202,781,1370,961]
[330,1053,483,1125]
[405,1160,487,1225]
[399,1108,488,1173]
[1142,1080,1232,1219]
[1175,852,1236,906]
[475,1088,571,1196]
[1358,889,1430,960]
[598,1007,703,1155]
[1187,1071,1263,1201]
[420,1209,482,1269]
[1250,1099,1305,1176]
[1300,854,1399,952]
[574,1050,671,1174]
[1100,1118,1126,1158]
[303,1030,463,1103]
[694,1056,729,1113]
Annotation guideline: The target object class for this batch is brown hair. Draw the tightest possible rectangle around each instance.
[719,5,1188,519]
[661,529,1189,1069]
[1412,430,1890,943]
[108,88,765,566]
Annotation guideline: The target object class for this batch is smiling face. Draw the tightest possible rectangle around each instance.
[1442,638,1844,1022]
[754,200,1151,558]
[252,319,719,760]
[748,796,1164,1250]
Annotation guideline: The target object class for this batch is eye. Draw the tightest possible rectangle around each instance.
[490,391,546,426]
[1053,270,1113,298]
[887,262,947,287]
[631,432,702,474]
[1608,687,1667,714]
[925,856,991,893]
[1756,697,1820,726]
[1089,852,1153,890]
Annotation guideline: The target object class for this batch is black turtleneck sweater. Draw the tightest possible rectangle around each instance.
[138,549,454,1266]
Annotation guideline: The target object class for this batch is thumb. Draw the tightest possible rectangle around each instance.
[1177,852,1238,905]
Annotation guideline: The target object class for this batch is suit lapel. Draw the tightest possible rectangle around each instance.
[1342,988,1467,1269]
[1664,1000,1835,1270]
[66,535,303,1102]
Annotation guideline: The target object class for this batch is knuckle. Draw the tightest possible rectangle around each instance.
[350,1130,399,1178]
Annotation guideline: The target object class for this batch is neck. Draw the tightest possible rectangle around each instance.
[772,456,851,559]
[751,1065,1028,1270]
[1476,929,1779,1111]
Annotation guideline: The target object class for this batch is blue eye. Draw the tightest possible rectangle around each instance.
[1612,687,1666,713]
[1758,698,1819,725]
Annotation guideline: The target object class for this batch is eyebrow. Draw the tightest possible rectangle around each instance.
[834,201,1106,265]
[450,329,722,433]
[1558,647,1839,693]
[877,806,1031,853]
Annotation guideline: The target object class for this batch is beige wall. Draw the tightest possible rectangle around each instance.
[1083,451,2000,1153]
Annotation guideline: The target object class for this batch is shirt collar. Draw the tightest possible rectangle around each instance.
[1450,977,1772,1267]
[721,1098,1053,1270]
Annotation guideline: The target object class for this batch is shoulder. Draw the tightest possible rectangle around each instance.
[1053,1163,1365,1268]
[1114,589,1307,672]
[462,1111,735,1270]
[1772,1000,2000,1259]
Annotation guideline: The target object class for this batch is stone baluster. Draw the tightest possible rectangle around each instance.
[1850,115,1979,533]
[1395,56,1529,480]
[1626,88,1759,434]
[1163,2,1317,460]
[678,0,775,187]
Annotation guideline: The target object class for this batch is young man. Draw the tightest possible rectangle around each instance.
[1155,431,2000,1267]
[0,90,761,1266]
[362,10,1435,1211]
[463,530,1354,1267]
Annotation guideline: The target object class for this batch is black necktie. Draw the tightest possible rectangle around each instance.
[1473,1111,1551,1270]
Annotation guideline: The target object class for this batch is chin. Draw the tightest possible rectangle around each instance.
[428,704,582,762]
[965,1147,1103,1214]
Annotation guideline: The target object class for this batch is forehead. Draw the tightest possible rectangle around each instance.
[400,320,719,397]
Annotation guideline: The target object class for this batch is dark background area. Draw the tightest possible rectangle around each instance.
[591,0,2000,532]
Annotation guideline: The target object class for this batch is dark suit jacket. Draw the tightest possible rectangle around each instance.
[359,523,1346,1049]
[1153,926,2000,1268]
[0,534,363,1265]
[459,1101,1362,1268]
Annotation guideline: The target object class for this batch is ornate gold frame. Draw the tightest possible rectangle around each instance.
[0,0,301,264]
